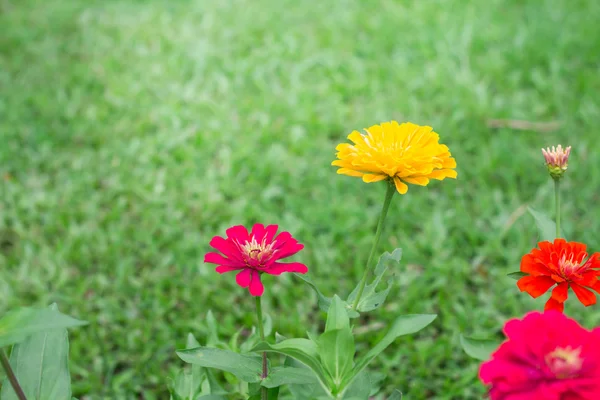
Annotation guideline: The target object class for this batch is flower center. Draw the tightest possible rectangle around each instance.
[237,237,275,268]
[558,255,587,279]
[545,346,583,379]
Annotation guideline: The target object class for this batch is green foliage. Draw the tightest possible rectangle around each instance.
[1,304,77,400]
[0,307,86,348]
[3,0,600,397]
[177,348,263,383]
[459,335,501,361]
[347,249,401,313]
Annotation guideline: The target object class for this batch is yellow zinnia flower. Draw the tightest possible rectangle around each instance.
[332,121,457,194]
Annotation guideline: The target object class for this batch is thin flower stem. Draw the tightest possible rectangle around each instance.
[1,348,27,400]
[255,296,268,400]
[352,181,395,310]
[554,179,561,238]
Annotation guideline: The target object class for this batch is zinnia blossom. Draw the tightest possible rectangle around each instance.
[332,121,457,194]
[517,239,600,312]
[542,145,571,180]
[480,311,600,400]
[204,224,308,296]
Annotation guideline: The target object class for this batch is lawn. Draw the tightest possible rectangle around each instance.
[2,0,600,398]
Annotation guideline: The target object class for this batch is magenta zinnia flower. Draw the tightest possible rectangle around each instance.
[204,224,308,296]
[480,311,600,400]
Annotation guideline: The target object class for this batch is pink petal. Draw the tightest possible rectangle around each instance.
[209,236,244,261]
[226,225,250,242]
[249,270,264,296]
[204,252,240,266]
[215,265,243,274]
[235,269,251,288]
[272,231,292,249]
[251,223,266,241]
[263,225,279,244]
[274,242,304,259]
[267,262,308,275]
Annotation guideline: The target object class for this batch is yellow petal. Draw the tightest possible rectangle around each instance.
[403,176,430,186]
[362,174,387,183]
[337,168,365,177]
[393,177,408,194]
[428,169,458,180]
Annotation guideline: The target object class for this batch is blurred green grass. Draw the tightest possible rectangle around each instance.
[1,0,600,398]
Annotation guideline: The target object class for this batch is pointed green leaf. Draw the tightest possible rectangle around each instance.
[252,339,329,387]
[168,368,204,400]
[1,304,74,400]
[0,307,87,348]
[342,314,436,390]
[197,396,228,400]
[205,311,220,347]
[347,249,401,312]
[507,271,527,280]
[177,347,262,382]
[318,328,354,390]
[294,273,331,312]
[459,335,500,361]
[528,206,563,242]
[325,295,350,332]
[261,366,319,388]
[389,390,403,400]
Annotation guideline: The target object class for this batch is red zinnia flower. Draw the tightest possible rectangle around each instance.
[480,311,600,400]
[517,239,600,312]
[204,224,308,296]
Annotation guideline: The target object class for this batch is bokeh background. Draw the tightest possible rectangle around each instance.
[2,0,600,398]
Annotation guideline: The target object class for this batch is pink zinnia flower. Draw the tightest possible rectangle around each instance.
[480,311,600,400]
[542,145,571,180]
[204,224,308,296]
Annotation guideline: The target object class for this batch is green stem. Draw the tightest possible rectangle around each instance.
[1,348,27,400]
[256,296,268,400]
[352,181,395,310]
[554,178,561,238]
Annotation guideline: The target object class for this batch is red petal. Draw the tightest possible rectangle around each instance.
[570,283,597,307]
[517,276,556,298]
[249,270,264,296]
[267,262,308,275]
[591,279,600,294]
[520,254,552,276]
[577,271,598,287]
[235,269,251,288]
[544,297,565,312]
[209,236,243,261]
[550,282,569,303]
[251,223,266,241]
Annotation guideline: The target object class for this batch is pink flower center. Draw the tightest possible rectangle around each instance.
[545,346,583,379]
[237,237,275,269]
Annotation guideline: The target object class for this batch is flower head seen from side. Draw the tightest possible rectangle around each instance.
[204,224,308,296]
[332,121,457,195]
[517,239,600,312]
[542,144,571,180]
[480,311,600,400]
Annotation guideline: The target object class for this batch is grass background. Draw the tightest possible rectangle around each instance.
[2,0,600,398]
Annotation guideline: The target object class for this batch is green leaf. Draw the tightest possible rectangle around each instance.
[325,295,350,332]
[248,386,279,400]
[389,390,403,400]
[252,339,330,388]
[177,347,263,382]
[347,248,401,313]
[1,304,74,400]
[459,335,500,361]
[294,273,331,312]
[342,314,437,390]
[168,368,204,400]
[284,357,329,399]
[0,307,87,348]
[507,271,527,280]
[341,369,371,399]
[318,329,354,390]
[197,396,228,400]
[261,366,318,388]
[528,206,563,242]
[205,311,220,347]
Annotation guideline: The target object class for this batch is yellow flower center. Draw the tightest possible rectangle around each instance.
[545,346,583,379]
